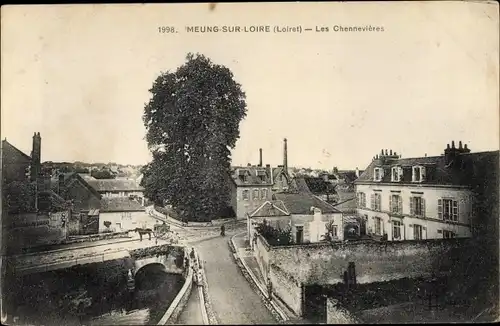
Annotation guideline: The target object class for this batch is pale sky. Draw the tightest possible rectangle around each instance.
[1,2,498,170]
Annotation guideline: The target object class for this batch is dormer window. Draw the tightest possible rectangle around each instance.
[412,166,426,183]
[373,167,384,182]
[391,166,403,182]
[243,174,249,183]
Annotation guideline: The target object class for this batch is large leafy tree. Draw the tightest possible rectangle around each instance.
[142,53,247,221]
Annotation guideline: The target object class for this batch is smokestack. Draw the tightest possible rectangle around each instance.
[283,138,288,172]
[31,132,41,182]
[259,148,263,167]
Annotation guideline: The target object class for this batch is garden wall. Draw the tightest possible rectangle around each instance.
[269,263,303,316]
[259,237,471,285]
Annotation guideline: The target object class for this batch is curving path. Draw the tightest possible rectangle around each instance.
[192,228,277,325]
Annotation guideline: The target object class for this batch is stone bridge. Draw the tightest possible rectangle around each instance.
[8,242,187,278]
[131,245,186,276]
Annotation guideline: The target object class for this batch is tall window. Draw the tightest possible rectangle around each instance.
[374,217,382,235]
[261,189,268,200]
[371,193,382,211]
[242,190,249,200]
[412,166,426,182]
[253,189,260,200]
[391,166,402,182]
[357,192,366,208]
[410,196,425,217]
[443,230,455,239]
[374,168,383,182]
[243,174,249,183]
[438,199,458,221]
[413,224,423,240]
[390,194,403,214]
[392,220,402,240]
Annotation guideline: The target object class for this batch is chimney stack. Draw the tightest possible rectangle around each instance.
[390,149,393,155]
[283,138,288,172]
[30,132,41,182]
[259,148,263,167]
[58,174,65,196]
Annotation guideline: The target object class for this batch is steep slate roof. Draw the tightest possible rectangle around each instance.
[50,172,102,199]
[304,177,332,194]
[87,179,144,192]
[1,139,31,160]
[250,200,290,217]
[230,166,273,186]
[100,197,145,212]
[292,177,313,194]
[273,192,341,214]
[355,151,500,187]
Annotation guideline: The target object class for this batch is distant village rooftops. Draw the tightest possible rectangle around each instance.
[86,179,144,192]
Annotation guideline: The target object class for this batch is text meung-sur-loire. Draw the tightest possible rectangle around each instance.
[185,25,302,33]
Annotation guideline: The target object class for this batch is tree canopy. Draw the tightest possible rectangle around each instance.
[141,53,247,221]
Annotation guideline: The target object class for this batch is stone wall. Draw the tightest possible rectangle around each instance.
[269,238,471,284]
[269,263,303,316]
[326,298,360,324]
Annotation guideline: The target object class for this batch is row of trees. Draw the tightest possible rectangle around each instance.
[141,53,247,222]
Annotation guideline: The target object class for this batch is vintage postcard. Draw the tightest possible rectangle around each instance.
[1,2,499,325]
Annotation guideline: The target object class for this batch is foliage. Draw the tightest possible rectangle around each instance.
[321,220,338,242]
[142,53,247,222]
[3,180,37,213]
[256,219,293,246]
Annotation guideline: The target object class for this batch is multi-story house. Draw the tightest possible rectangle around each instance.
[229,162,273,220]
[230,138,292,219]
[355,142,498,241]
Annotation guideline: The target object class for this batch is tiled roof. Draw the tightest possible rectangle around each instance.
[292,177,313,193]
[333,197,357,213]
[273,192,341,215]
[87,179,144,192]
[100,197,145,212]
[250,200,290,217]
[231,166,273,186]
[355,150,499,187]
[304,177,332,194]
[50,172,102,199]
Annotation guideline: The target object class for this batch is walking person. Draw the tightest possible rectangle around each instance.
[267,277,273,301]
[220,224,225,237]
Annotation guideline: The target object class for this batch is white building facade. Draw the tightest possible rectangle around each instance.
[355,143,480,241]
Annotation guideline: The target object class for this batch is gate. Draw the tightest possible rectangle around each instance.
[303,284,327,323]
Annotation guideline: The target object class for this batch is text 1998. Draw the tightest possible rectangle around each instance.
[158,26,177,33]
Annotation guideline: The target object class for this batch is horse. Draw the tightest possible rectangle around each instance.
[134,227,153,241]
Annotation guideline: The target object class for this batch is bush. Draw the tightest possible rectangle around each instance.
[256,219,293,246]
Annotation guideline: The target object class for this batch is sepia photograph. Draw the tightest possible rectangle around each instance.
[1,2,499,325]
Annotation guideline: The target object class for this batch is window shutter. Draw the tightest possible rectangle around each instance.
[438,199,443,219]
[411,167,415,182]
[371,194,375,209]
[421,166,426,181]
[398,197,402,214]
[421,198,426,217]
[409,197,414,215]
[453,200,459,221]
[398,167,403,181]
[389,195,393,212]
[380,168,385,179]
